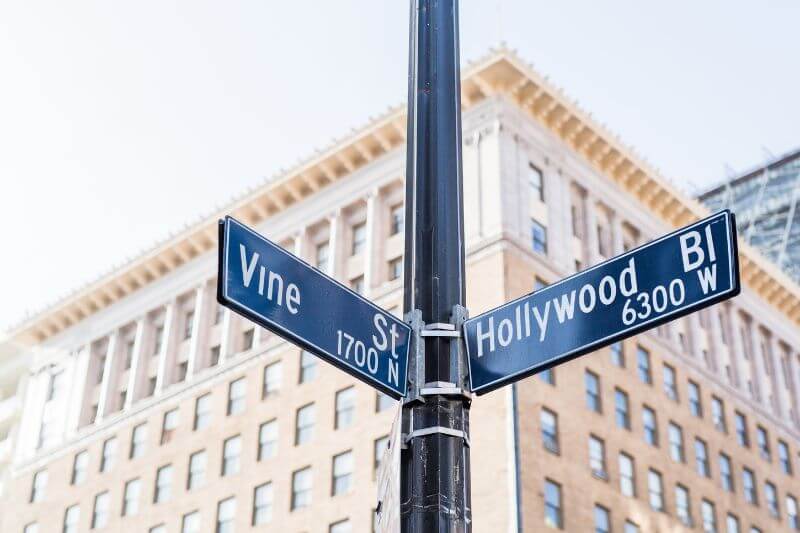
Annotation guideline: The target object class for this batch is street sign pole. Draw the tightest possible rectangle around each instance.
[401,0,472,531]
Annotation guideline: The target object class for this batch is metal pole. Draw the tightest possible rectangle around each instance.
[401,0,471,531]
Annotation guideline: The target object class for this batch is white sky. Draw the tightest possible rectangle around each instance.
[1,1,798,331]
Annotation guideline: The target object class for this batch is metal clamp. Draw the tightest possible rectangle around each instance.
[404,426,471,448]
[420,381,472,400]
[420,322,461,338]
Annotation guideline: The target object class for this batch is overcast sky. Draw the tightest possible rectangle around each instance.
[1,1,798,332]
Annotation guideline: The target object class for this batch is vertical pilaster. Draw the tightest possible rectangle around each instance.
[767,333,790,420]
[727,306,748,394]
[610,211,624,256]
[584,193,600,265]
[15,370,48,461]
[364,190,383,293]
[748,322,772,410]
[66,346,91,435]
[462,131,483,243]
[155,300,179,394]
[125,319,147,409]
[96,331,119,422]
[219,308,235,364]
[328,209,344,280]
[187,283,209,379]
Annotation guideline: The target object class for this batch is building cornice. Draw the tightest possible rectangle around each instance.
[9,47,800,344]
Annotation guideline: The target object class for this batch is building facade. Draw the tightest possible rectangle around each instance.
[2,49,800,533]
[699,148,800,285]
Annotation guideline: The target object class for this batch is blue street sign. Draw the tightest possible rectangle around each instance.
[218,217,411,399]
[464,210,740,395]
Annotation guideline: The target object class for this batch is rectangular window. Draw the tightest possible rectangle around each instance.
[209,345,221,366]
[695,438,710,477]
[637,346,652,384]
[91,491,109,529]
[124,340,135,370]
[187,450,207,490]
[122,478,141,517]
[350,276,365,294]
[181,511,200,533]
[332,450,354,495]
[531,220,548,254]
[63,505,80,533]
[701,500,717,533]
[299,351,317,383]
[588,436,607,479]
[676,484,692,526]
[787,494,799,530]
[539,368,555,385]
[585,370,601,413]
[688,380,703,417]
[756,426,770,460]
[295,403,315,445]
[642,406,658,446]
[316,242,330,270]
[541,408,559,453]
[720,453,734,492]
[161,408,179,445]
[735,411,749,447]
[194,394,211,431]
[130,424,147,459]
[376,391,395,412]
[30,470,47,503]
[216,497,236,533]
[594,505,610,533]
[253,482,273,525]
[668,422,684,463]
[743,467,757,505]
[765,481,779,517]
[214,304,225,325]
[663,364,678,400]
[712,396,727,432]
[351,223,366,255]
[291,467,312,510]
[624,522,640,533]
[241,328,255,351]
[176,361,188,382]
[153,325,164,355]
[222,435,241,476]
[46,371,65,402]
[648,469,664,512]
[262,361,282,398]
[374,435,389,476]
[97,356,106,384]
[150,525,166,533]
[610,342,624,367]
[227,377,246,415]
[726,514,740,533]
[71,450,88,485]
[779,440,793,475]
[23,523,38,533]
[258,419,278,460]
[184,310,194,340]
[529,163,544,201]
[388,257,403,281]
[619,453,635,497]
[544,479,563,529]
[390,204,404,235]
[154,464,172,503]
[335,387,356,429]
[615,388,630,429]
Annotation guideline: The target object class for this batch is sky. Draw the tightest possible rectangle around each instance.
[1,1,798,332]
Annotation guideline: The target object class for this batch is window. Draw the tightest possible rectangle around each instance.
[701,500,717,533]
[153,325,164,355]
[161,408,179,445]
[663,364,678,400]
[71,450,88,485]
[749,527,762,533]
[124,340,135,370]
[222,435,242,476]
[637,347,652,384]
[765,481,779,517]
[194,394,211,431]
[619,453,635,497]
[529,163,544,201]
[642,406,658,446]
[181,511,200,533]
[187,450,206,490]
[756,426,770,460]
[92,491,109,529]
[150,525,166,533]
[253,482,273,525]
[184,310,194,339]
[610,342,624,367]
[299,351,317,383]
[154,464,172,503]
[726,514,740,533]
[594,505,610,533]
[130,423,147,459]
[262,361,282,398]
[335,387,356,429]
[374,435,389,475]
[695,438,710,477]
[615,389,630,429]
[543,479,563,529]
[332,450,354,495]
[390,204,404,235]
[720,453,734,492]
[258,419,278,460]
[227,377,246,415]
[295,403,315,445]
[541,408,559,453]
[624,522,640,533]
[588,436,607,479]
[376,392,395,412]
[291,467,312,510]
[46,371,65,402]
[123,478,141,516]
[316,242,330,270]
[787,494,799,530]
[779,440,793,475]
[176,361,188,382]
[585,370,601,412]
[735,411,749,447]
[743,467,757,505]
[351,223,366,255]
[676,484,692,526]
[216,497,236,533]
[30,470,47,503]
[147,377,156,396]
[241,328,255,351]
[689,380,703,417]
[668,422,685,462]
[648,469,664,512]
[539,368,555,385]
[63,505,80,533]
[351,276,365,294]
[214,304,225,325]
[712,396,727,432]
[531,220,547,254]
[23,523,38,533]
[388,257,403,281]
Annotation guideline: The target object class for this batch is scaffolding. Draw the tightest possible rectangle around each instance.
[698,147,800,283]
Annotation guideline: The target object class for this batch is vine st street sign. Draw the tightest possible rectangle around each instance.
[464,210,740,395]
[217,216,412,399]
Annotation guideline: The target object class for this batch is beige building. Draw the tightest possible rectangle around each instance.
[2,48,800,533]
